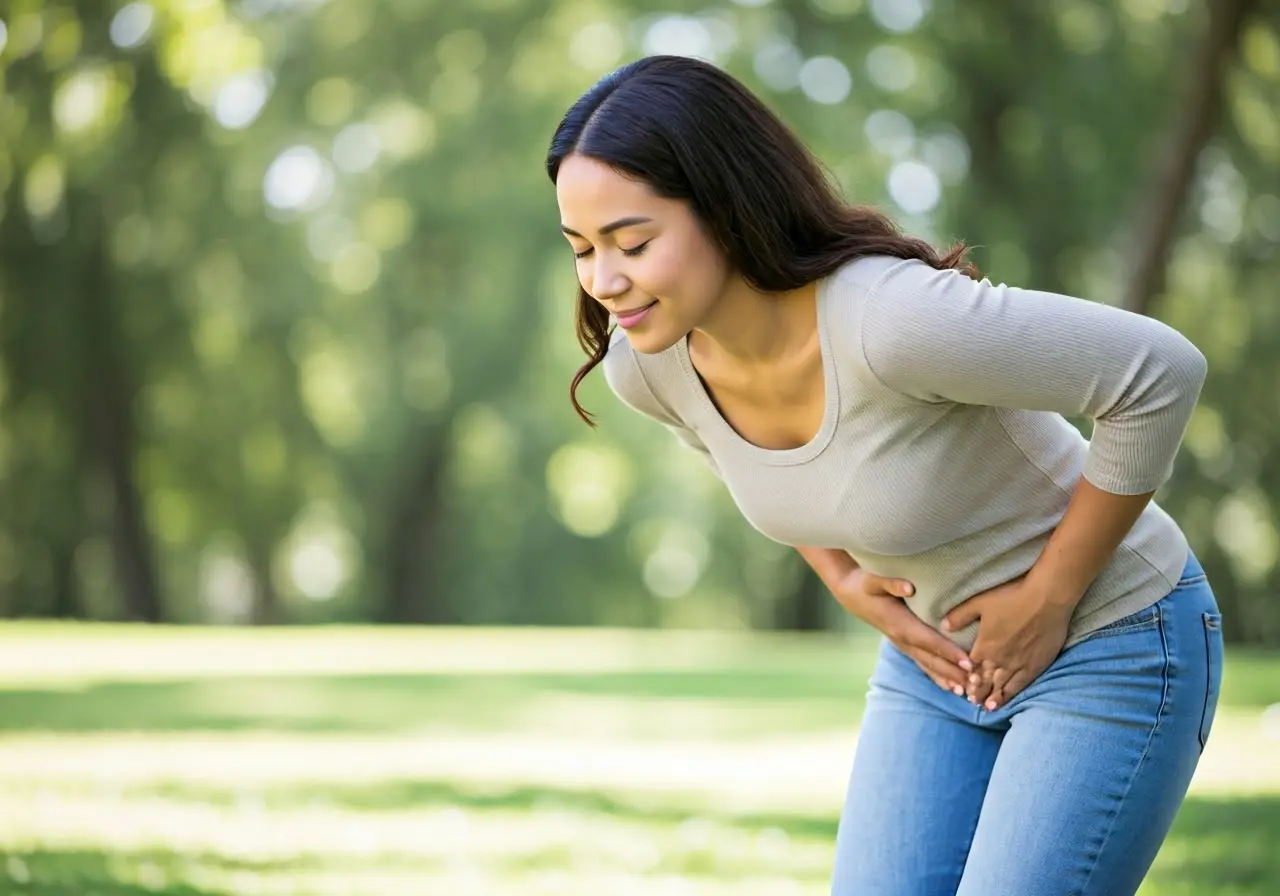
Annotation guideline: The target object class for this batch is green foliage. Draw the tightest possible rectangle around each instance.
[0,1,1277,636]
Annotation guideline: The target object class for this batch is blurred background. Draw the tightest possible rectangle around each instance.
[0,0,1277,893]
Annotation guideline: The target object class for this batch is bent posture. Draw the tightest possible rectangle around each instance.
[547,55,1222,896]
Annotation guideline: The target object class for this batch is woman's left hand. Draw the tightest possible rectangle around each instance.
[941,577,1076,710]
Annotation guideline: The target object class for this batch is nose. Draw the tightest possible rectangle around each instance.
[587,254,629,302]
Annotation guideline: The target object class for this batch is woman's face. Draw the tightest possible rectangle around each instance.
[555,153,730,354]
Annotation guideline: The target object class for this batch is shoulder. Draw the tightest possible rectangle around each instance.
[820,254,949,343]
[824,254,972,320]
[601,328,685,426]
[821,255,951,393]
[824,253,919,297]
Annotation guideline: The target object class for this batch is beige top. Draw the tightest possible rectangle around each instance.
[602,255,1208,650]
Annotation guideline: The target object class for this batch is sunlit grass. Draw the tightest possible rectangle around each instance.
[0,624,1277,894]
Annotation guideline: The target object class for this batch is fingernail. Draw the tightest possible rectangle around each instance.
[941,620,951,632]
[959,659,973,672]
[952,685,964,696]
[985,700,997,711]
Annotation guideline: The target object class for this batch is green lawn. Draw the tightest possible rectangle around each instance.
[0,623,1277,895]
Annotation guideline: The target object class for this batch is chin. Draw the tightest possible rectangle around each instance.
[619,326,681,355]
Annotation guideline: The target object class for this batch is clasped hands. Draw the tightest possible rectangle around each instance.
[939,575,1076,709]
[835,568,1077,710]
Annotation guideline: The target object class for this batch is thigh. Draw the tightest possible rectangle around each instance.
[832,639,1002,896]
[956,575,1223,896]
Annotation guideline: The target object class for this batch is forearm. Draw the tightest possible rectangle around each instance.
[796,546,859,595]
[1025,476,1154,610]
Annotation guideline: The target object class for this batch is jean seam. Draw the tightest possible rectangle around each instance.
[1198,613,1221,751]
[1074,607,1172,896]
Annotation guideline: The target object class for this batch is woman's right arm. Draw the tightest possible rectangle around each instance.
[796,546,973,694]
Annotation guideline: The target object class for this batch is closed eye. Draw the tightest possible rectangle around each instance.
[573,240,651,260]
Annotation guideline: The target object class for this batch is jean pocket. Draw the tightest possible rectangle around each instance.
[1079,602,1162,642]
[1199,612,1224,752]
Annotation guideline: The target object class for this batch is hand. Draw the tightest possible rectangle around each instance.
[834,568,975,695]
[942,576,1075,710]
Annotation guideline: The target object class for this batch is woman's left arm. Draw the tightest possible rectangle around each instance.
[1025,479,1155,611]
[857,260,1209,708]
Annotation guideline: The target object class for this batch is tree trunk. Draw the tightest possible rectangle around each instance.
[381,426,453,624]
[1122,0,1259,315]
[1119,0,1257,637]
[48,539,82,618]
[248,544,283,625]
[77,194,165,623]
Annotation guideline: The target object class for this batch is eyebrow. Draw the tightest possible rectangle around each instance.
[561,216,653,238]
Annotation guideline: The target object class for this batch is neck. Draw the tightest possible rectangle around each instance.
[692,276,819,368]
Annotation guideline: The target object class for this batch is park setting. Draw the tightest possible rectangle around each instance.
[0,623,1279,893]
[2,0,1279,893]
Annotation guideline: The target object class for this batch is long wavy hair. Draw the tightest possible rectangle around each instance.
[546,55,975,425]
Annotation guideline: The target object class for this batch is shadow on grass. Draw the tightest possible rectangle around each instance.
[0,642,1272,738]
[0,848,231,896]
[0,669,869,735]
[2,794,1276,893]
[103,777,1280,879]
[0,846,396,896]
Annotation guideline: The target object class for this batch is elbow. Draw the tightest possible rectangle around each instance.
[1175,335,1208,396]
[1190,343,1208,386]
[1154,323,1207,398]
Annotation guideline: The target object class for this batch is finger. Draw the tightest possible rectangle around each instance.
[910,648,968,691]
[868,575,916,599]
[906,648,968,695]
[966,667,996,706]
[984,683,1006,711]
[899,623,975,673]
[967,680,993,705]
[924,670,957,694]
[942,598,982,633]
[991,667,1013,692]
[1002,669,1033,702]
[964,659,995,701]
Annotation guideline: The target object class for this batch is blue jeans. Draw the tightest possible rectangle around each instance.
[831,551,1224,895]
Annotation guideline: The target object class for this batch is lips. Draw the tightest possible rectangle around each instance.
[614,300,658,330]
[613,300,657,317]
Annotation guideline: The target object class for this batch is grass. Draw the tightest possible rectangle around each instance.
[0,623,1277,894]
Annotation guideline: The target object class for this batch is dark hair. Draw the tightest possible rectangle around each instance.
[546,55,975,425]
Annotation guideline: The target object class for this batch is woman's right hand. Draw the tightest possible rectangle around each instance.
[833,568,974,695]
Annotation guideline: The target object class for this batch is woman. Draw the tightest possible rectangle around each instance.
[547,55,1222,895]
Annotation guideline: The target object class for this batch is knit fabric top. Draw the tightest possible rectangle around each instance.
[602,255,1208,650]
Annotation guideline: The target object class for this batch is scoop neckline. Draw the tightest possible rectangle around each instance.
[674,273,839,466]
